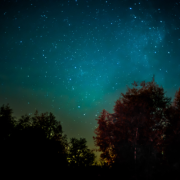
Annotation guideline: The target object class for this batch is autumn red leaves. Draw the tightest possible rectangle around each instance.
[93,75,180,168]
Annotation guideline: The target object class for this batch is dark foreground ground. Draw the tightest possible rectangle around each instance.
[3,160,179,180]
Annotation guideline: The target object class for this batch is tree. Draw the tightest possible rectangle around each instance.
[117,78,172,166]
[93,75,172,169]
[0,103,17,142]
[67,137,96,168]
[93,109,134,167]
[29,110,70,167]
[0,104,18,171]
[9,125,47,169]
[31,110,62,140]
[162,87,180,169]
[4,109,70,174]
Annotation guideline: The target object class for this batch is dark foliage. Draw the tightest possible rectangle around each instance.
[1,78,180,179]
[67,137,97,168]
[0,104,98,178]
[93,75,180,179]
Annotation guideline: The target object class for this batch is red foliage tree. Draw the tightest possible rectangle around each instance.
[93,75,172,168]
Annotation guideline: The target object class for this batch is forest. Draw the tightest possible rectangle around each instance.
[1,76,180,180]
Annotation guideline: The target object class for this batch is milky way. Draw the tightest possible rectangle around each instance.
[0,0,180,163]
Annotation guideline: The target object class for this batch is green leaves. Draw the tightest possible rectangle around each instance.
[67,137,96,167]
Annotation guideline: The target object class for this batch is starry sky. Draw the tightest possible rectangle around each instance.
[1,0,180,163]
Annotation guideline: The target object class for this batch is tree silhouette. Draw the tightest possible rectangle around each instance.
[0,104,103,178]
[0,103,17,142]
[0,107,70,175]
[29,110,70,170]
[93,75,172,170]
[162,87,180,170]
[30,110,62,140]
[0,103,18,172]
[9,125,47,171]
[67,137,96,168]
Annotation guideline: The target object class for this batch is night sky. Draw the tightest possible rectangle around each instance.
[1,0,180,163]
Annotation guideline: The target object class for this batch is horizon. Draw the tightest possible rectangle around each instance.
[1,0,180,164]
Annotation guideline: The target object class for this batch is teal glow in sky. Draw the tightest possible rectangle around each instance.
[1,0,180,163]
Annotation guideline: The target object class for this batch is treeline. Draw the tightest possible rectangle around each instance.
[1,75,180,179]
[0,104,107,177]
